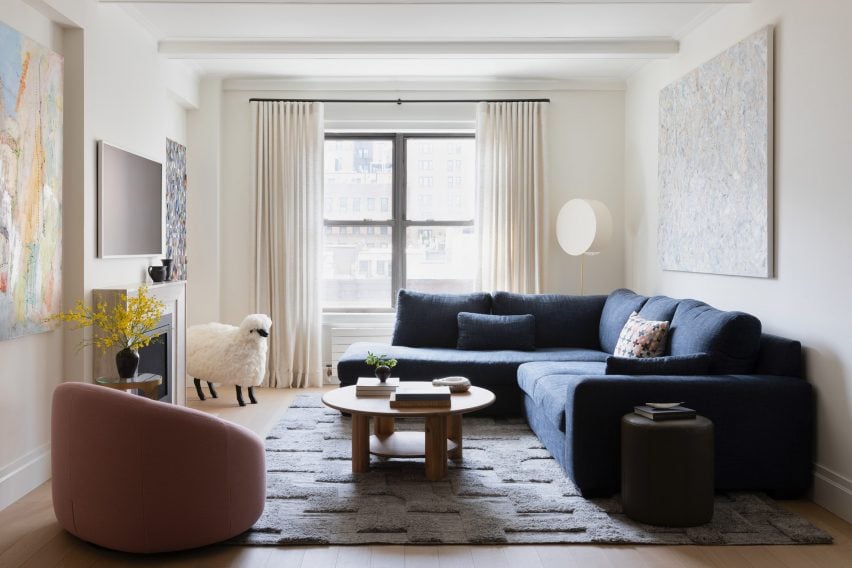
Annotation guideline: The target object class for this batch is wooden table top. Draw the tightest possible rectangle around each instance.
[322,382,496,418]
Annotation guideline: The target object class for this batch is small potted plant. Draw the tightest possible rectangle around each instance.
[365,351,398,383]
[49,285,165,379]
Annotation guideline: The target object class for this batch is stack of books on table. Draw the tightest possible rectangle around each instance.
[355,377,400,397]
[634,405,697,421]
[389,385,452,408]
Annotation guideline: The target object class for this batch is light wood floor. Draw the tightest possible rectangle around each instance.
[2,387,850,568]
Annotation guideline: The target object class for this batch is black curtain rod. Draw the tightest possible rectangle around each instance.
[248,98,550,104]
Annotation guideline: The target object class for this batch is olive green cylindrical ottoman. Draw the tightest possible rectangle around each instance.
[621,413,714,527]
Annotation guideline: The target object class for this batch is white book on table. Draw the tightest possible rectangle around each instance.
[356,377,400,389]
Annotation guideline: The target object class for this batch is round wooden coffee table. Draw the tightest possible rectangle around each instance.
[322,382,495,481]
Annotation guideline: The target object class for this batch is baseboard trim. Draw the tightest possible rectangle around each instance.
[0,444,51,511]
[813,463,852,523]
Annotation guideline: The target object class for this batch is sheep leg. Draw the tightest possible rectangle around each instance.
[193,378,206,401]
[207,382,218,398]
[235,385,246,407]
[248,386,258,404]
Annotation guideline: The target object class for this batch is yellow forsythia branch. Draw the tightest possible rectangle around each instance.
[46,286,166,352]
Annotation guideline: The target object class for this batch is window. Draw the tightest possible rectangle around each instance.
[322,135,476,309]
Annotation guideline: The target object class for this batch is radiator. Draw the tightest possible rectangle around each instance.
[330,325,394,379]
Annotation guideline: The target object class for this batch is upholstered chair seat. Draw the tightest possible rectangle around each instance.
[51,382,265,553]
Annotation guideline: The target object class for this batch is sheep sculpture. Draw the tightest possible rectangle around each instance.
[187,314,272,407]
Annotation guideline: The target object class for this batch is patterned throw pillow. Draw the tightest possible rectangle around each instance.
[613,311,670,358]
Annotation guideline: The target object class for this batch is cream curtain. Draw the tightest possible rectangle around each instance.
[475,101,547,294]
[252,101,324,388]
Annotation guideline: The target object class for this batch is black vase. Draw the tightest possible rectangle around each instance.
[116,348,140,379]
[374,365,391,383]
[161,258,173,281]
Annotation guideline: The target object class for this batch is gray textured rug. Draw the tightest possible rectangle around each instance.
[234,395,832,546]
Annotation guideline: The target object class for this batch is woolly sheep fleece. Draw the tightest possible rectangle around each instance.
[187,314,272,387]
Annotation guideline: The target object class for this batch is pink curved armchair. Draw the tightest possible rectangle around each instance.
[51,382,266,553]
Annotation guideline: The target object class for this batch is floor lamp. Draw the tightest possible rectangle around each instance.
[555,199,613,295]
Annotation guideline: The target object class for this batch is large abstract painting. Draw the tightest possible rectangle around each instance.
[658,26,773,278]
[165,138,187,281]
[0,21,63,340]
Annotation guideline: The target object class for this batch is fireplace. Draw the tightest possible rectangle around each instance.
[138,313,174,403]
[93,282,187,406]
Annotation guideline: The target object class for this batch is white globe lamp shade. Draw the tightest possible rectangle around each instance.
[556,199,613,256]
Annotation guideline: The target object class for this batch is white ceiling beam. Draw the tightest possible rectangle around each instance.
[105,0,748,4]
[159,38,679,59]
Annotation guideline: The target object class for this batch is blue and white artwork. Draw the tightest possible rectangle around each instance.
[658,26,774,278]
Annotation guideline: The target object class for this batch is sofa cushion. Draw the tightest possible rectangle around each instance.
[605,353,712,375]
[518,361,606,432]
[391,290,491,348]
[599,289,648,354]
[669,299,762,374]
[613,312,670,358]
[492,292,606,349]
[638,296,681,326]
[457,312,536,351]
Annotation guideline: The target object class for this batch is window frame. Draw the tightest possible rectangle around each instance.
[323,132,475,312]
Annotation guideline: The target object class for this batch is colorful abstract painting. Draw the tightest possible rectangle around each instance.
[165,138,187,281]
[0,21,63,340]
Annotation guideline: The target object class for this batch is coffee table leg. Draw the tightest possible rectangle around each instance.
[447,414,462,460]
[351,414,370,473]
[425,415,448,481]
[374,416,395,437]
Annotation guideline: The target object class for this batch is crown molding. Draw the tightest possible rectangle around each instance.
[103,0,750,5]
[160,38,678,59]
[222,76,626,92]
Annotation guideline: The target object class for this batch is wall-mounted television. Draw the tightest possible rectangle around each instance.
[97,141,163,258]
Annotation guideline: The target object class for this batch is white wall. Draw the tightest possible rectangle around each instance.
[624,0,852,521]
[194,84,625,329]
[0,0,194,510]
[186,78,222,326]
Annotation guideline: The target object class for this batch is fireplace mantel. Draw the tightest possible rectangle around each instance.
[92,281,187,406]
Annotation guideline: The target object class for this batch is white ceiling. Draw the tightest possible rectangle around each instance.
[111,0,745,82]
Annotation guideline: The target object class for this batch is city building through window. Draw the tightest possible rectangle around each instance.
[322,135,476,309]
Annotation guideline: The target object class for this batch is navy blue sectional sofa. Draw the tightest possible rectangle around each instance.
[337,289,814,498]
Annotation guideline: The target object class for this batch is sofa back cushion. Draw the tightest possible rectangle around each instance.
[638,296,681,326]
[457,312,536,351]
[599,289,648,353]
[492,292,606,348]
[392,290,492,348]
[669,299,762,374]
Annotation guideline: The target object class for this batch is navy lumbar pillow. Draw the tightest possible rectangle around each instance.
[391,290,492,348]
[605,353,712,375]
[456,312,536,351]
